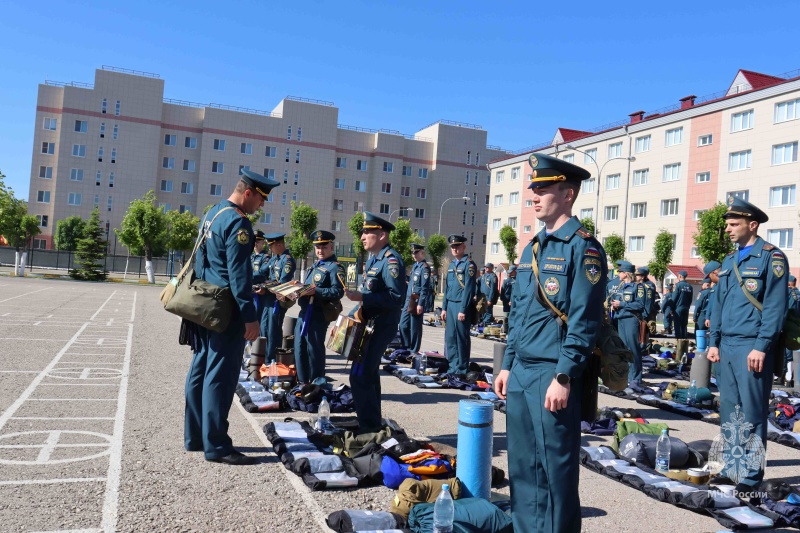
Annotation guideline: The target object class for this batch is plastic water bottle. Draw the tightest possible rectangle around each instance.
[655,429,671,474]
[318,396,331,432]
[419,353,428,374]
[687,380,698,406]
[433,483,454,533]
[268,361,278,390]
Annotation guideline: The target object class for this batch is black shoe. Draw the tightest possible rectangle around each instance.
[207,451,257,465]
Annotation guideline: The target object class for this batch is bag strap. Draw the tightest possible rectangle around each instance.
[176,207,235,285]
[731,256,763,312]
[531,241,569,327]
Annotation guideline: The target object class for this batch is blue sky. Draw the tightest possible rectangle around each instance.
[2,1,797,200]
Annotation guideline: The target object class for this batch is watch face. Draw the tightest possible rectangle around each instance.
[556,373,570,385]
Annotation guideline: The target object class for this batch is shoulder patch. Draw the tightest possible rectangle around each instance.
[237,229,250,245]
[584,247,600,258]
[387,257,399,264]
[576,228,592,239]
[763,243,775,251]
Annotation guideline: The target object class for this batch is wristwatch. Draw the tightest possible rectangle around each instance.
[555,373,571,386]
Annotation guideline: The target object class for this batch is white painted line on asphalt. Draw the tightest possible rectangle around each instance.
[33,321,41,326]
[235,401,330,532]
[12,417,116,420]
[27,399,117,401]
[0,370,39,374]
[39,384,119,387]
[0,338,70,341]
[0,478,106,486]
[89,291,117,321]
[0,287,49,304]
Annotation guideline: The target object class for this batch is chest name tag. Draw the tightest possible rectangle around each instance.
[541,262,566,274]
[741,270,761,277]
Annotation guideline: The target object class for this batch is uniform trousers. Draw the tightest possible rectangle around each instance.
[618,316,642,385]
[294,305,328,384]
[444,300,471,374]
[674,308,690,339]
[399,308,424,353]
[266,301,287,361]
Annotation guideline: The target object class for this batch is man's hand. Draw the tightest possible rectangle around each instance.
[544,379,570,413]
[747,349,766,373]
[416,305,423,315]
[611,300,620,310]
[244,321,259,341]
[707,347,720,363]
[705,319,710,328]
[441,310,447,322]
[345,290,363,302]
[494,370,510,400]
[254,286,266,295]
[457,312,466,322]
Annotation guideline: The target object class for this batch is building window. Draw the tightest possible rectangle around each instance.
[579,208,593,219]
[180,182,193,194]
[100,122,106,138]
[767,229,794,249]
[211,161,224,174]
[665,127,683,146]
[112,124,118,140]
[690,247,701,258]
[263,168,275,180]
[727,190,750,202]
[114,100,121,116]
[490,243,500,254]
[164,134,176,146]
[295,149,300,163]
[72,144,86,158]
[354,201,364,212]
[281,192,287,205]
[416,188,427,199]
[238,165,251,175]
[511,167,520,180]
[283,169,289,183]
[280,215,285,228]
[331,220,341,232]
[508,217,518,229]
[265,146,276,158]
[297,127,302,142]
[522,225,532,233]
[415,208,425,219]
[383,162,394,173]
[474,172,479,186]
[261,213,272,224]
[285,148,290,162]
[74,120,88,133]
[495,171,505,183]
[97,146,103,161]
[730,109,754,132]
[179,205,191,214]
[336,157,347,168]
[492,219,501,230]
[466,151,471,165]
[728,150,752,171]
[606,174,620,190]
[162,157,175,169]
[525,199,534,207]
[629,236,645,252]
[355,181,366,192]
[772,142,798,165]
[775,98,800,123]
[381,183,392,194]
[770,185,796,207]
[334,178,345,190]
[630,202,647,219]
[581,178,595,194]
[379,203,390,215]
[357,160,368,171]
[241,143,252,155]
[185,136,197,149]
[36,215,48,228]
[96,170,101,186]
[43,117,57,130]
[465,171,470,185]
[210,184,222,196]
[608,142,623,158]
[183,159,196,172]
[698,134,713,146]
[581,148,595,164]
[563,154,574,163]
[213,139,226,151]
[399,186,410,197]
[101,98,107,114]
[160,180,173,192]
[39,166,53,179]
[509,191,520,204]
[418,168,428,179]
[472,192,477,206]
[693,209,707,221]
[402,165,412,176]
[494,194,504,207]
[42,142,55,155]
[68,192,82,206]
[604,205,619,221]
[70,168,84,181]
[660,198,679,216]
[634,135,651,153]
[111,148,116,164]
[287,126,292,140]
[663,163,681,182]
[696,171,711,183]
[108,172,115,187]
[332,199,343,211]
[37,191,51,203]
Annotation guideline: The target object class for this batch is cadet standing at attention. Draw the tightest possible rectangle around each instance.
[345,213,405,432]
[708,197,788,490]
[399,243,433,355]
[661,284,675,335]
[263,233,295,362]
[294,230,345,384]
[442,235,477,375]
[610,261,646,387]
[494,154,607,533]
[184,169,279,465]
[499,265,517,334]
[478,263,499,324]
[672,270,694,339]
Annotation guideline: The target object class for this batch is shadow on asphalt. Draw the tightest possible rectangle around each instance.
[381,391,478,406]
[430,432,508,459]
[581,506,608,518]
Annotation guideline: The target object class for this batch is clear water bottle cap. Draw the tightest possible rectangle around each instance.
[441,483,449,491]
[661,429,668,435]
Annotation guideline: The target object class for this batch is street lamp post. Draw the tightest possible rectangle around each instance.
[438,196,471,236]
[565,145,634,236]
[388,207,410,221]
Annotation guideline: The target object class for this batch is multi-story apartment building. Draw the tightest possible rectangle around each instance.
[487,68,800,279]
[28,67,507,265]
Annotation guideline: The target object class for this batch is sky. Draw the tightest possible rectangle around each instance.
[2,0,798,200]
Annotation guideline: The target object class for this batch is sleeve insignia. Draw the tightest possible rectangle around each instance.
[468,264,476,277]
[284,265,292,274]
[772,261,785,278]
[637,286,644,298]
[389,264,400,279]
[237,229,250,245]
[584,257,601,285]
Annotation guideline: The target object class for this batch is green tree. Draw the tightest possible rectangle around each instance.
[115,190,167,283]
[289,201,318,273]
[70,208,107,281]
[389,218,418,266]
[604,233,626,265]
[54,216,88,252]
[0,171,40,275]
[165,209,200,253]
[426,234,447,294]
[579,216,595,235]
[693,202,733,263]
[499,225,519,264]
[648,229,674,287]
[348,212,365,261]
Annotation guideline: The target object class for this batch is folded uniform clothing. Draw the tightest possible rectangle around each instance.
[635,394,715,421]
[760,497,800,529]
[391,477,462,520]
[285,384,354,413]
[415,381,445,389]
[581,417,617,436]
[408,497,513,533]
[326,509,408,533]
[613,421,670,452]
[385,349,413,364]
[238,389,284,413]
[767,419,800,449]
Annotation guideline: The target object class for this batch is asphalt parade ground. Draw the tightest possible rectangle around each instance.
[0,276,798,532]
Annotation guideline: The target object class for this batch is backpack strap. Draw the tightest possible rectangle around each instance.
[731,257,763,312]
[531,241,569,327]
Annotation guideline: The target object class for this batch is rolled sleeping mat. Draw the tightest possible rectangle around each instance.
[455,399,494,500]
[251,337,267,357]
[283,317,298,338]
[690,350,711,389]
[695,330,708,352]
[793,357,799,393]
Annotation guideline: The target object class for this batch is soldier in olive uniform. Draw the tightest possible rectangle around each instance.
[499,265,517,334]
[442,235,477,375]
[399,243,433,354]
[184,169,279,465]
[478,263,499,324]
[262,233,296,362]
[610,261,646,387]
[673,270,694,339]
[494,153,607,533]
[708,197,788,490]
[294,230,345,384]
[345,212,405,431]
